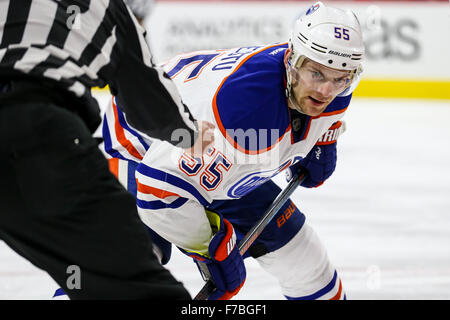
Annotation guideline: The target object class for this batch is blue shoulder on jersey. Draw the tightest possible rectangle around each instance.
[322,93,352,114]
[214,44,291,153]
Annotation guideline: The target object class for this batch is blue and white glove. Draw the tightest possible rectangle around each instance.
[180,211,246,300]
[286,121,344,188]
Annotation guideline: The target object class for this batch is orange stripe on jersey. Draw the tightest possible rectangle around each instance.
[108,158,119,179]
[112,99,144,160]
[330,280,343,300]
[137,182,180,199]
[212,43,291,155]
[313,106,348,119]
[316,121,343,146]
[327,121,342,131]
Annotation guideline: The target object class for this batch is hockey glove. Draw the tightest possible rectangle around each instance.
[286,121,343,188]
[180,210,246,300]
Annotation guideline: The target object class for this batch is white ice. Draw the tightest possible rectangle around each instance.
[1,97,450,299]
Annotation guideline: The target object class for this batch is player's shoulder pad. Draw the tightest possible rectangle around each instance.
[213,43,291,154]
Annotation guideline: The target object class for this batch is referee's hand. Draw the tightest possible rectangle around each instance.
[185,120,215,156]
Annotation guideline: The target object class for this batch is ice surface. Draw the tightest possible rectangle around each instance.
[1,97,449,299]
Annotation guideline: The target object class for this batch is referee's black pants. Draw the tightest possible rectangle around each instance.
[0,101,190,299]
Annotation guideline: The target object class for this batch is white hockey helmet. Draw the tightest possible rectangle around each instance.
[286,2,364,97]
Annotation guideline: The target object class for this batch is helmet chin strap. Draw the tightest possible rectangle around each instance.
[286,87,306,115]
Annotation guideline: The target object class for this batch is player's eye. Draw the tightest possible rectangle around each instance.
[311,71,323,80]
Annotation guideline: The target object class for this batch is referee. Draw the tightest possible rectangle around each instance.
[0,0,208,299]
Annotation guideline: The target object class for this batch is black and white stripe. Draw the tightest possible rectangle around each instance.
[0,0,197,147]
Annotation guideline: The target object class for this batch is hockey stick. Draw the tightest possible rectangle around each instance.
[194,171,306,300]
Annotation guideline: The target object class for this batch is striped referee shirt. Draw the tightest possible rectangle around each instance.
[0,0,197,147]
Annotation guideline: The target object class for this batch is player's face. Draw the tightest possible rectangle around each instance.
[286,55,352,116]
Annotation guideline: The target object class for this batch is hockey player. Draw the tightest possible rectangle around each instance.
[102,2,364,300]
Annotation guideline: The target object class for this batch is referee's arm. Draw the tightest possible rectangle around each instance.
[109,5,199,149]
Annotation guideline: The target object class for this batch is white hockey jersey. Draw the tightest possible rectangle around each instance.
[102,43,358,254]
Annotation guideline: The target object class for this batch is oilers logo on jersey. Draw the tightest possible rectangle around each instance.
[227,159,293,199]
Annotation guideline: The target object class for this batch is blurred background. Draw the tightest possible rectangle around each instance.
[0,0,449,299]
[145,0,449,100]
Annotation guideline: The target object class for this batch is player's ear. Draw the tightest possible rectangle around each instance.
[284,47,292,69]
